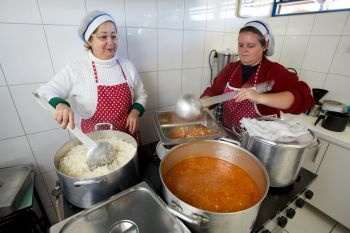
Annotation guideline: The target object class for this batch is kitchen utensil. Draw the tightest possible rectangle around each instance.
[54,129,138,208]
[240,118,320,187]
[322,100,346,113]
[160,139,269,233]
[0,166,33,218]
[307,102,322,116]
[306,88,328,116]
[33,92,113,169]
[216,49,238,74]
[312,88,328,102]
[314,111,349,132]
[50,182,191,233]
[175,81,274,121]
[153,109,226,146]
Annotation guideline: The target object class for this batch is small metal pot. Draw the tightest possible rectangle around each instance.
[240,129,320,187]
[160,139,269,233]
[307,102,322,116]
[54,130,139,208]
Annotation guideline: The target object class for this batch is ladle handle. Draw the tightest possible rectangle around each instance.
[69,127,97,150]
[200,81,274,108]
[33,92,97,149]
[201,92,235,107]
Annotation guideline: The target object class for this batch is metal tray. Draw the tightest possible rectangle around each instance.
[153,109,226,145]
[50,182,190,233]
[0,165,33,218]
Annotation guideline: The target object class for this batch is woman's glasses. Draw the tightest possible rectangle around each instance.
[91,32,119,41]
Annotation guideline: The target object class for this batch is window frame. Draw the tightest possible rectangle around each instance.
[272,0,350,17]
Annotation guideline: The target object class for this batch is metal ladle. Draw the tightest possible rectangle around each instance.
[33,92,114,170]
[175,81,274,121]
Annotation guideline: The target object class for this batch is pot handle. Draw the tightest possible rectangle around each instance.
[166,203,209,225]
[314,115,325,126]
[73,178,106,187]
[218,137,241,147]
[95,123,113,131]
[308,139,322,163]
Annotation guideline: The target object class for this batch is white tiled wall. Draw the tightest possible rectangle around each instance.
[1,0,350,225]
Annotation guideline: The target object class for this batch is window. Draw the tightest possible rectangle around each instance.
[237,0,274,17]
[272,0,350,16]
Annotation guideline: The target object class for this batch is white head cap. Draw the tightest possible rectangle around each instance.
[78,10,116,42]
[244,20,275,56]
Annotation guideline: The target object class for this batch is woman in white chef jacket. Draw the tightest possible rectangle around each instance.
[37,11,147,138]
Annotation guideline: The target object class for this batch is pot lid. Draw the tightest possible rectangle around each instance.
[50,182,190,233]
[322,100,345,113]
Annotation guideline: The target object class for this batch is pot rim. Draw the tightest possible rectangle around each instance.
[159,140,269,215]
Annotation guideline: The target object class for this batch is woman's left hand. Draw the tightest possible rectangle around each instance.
[126,109,140,135]
[234,88,260,103]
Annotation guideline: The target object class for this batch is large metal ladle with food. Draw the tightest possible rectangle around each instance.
[175,81,274,121]
[33,92,113,170]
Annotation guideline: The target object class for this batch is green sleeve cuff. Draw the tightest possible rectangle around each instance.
[49,97,70,108]
[132,103,145,116]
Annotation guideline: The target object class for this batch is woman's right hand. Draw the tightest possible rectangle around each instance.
[54,103,75,129]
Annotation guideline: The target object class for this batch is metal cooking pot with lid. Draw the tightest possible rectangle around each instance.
[160,139,269,233]
[54,130,139,208]
[240,119,320,187]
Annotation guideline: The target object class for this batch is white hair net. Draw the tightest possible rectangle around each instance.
[244,20,275,56]
[78,10,116,42]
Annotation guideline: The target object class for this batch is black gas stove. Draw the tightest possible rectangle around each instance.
[63,142,317,233]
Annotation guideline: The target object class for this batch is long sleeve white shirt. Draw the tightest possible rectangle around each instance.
[37,51,147,120]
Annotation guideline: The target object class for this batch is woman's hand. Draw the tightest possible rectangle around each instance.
[126,109,140,135]
[54,103,75,129]
[234,88,295,109]
[234,88,261,103]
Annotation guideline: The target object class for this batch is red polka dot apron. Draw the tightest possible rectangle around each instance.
[81,60,132,134]
[222,61,264,133]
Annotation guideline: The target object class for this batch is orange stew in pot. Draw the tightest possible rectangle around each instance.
[164,157,260,212]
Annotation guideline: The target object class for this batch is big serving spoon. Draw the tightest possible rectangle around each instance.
[175,81,274,121]
[33,92,114,170]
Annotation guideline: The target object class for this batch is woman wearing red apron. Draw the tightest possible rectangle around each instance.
[37,11,147,140]
[201,20,313,133]
[80,60,133,134]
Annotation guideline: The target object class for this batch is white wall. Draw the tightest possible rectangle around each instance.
[0,0,349,224]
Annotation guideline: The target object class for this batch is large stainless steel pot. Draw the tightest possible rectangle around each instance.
[54,130,139,208]
[240,129,320,187]
[159,139,269,233]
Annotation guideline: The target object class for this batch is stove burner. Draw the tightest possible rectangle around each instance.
[268,183,294,195]
[63,198,84,218]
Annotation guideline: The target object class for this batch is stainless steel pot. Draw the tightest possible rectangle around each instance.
[54,130,139,208]
[240,129,320,187]
[159,139,269,233]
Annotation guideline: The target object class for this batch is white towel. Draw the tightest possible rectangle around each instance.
[240,118,309,142]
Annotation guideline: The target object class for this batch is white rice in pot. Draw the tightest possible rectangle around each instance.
[58,137,136,178]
